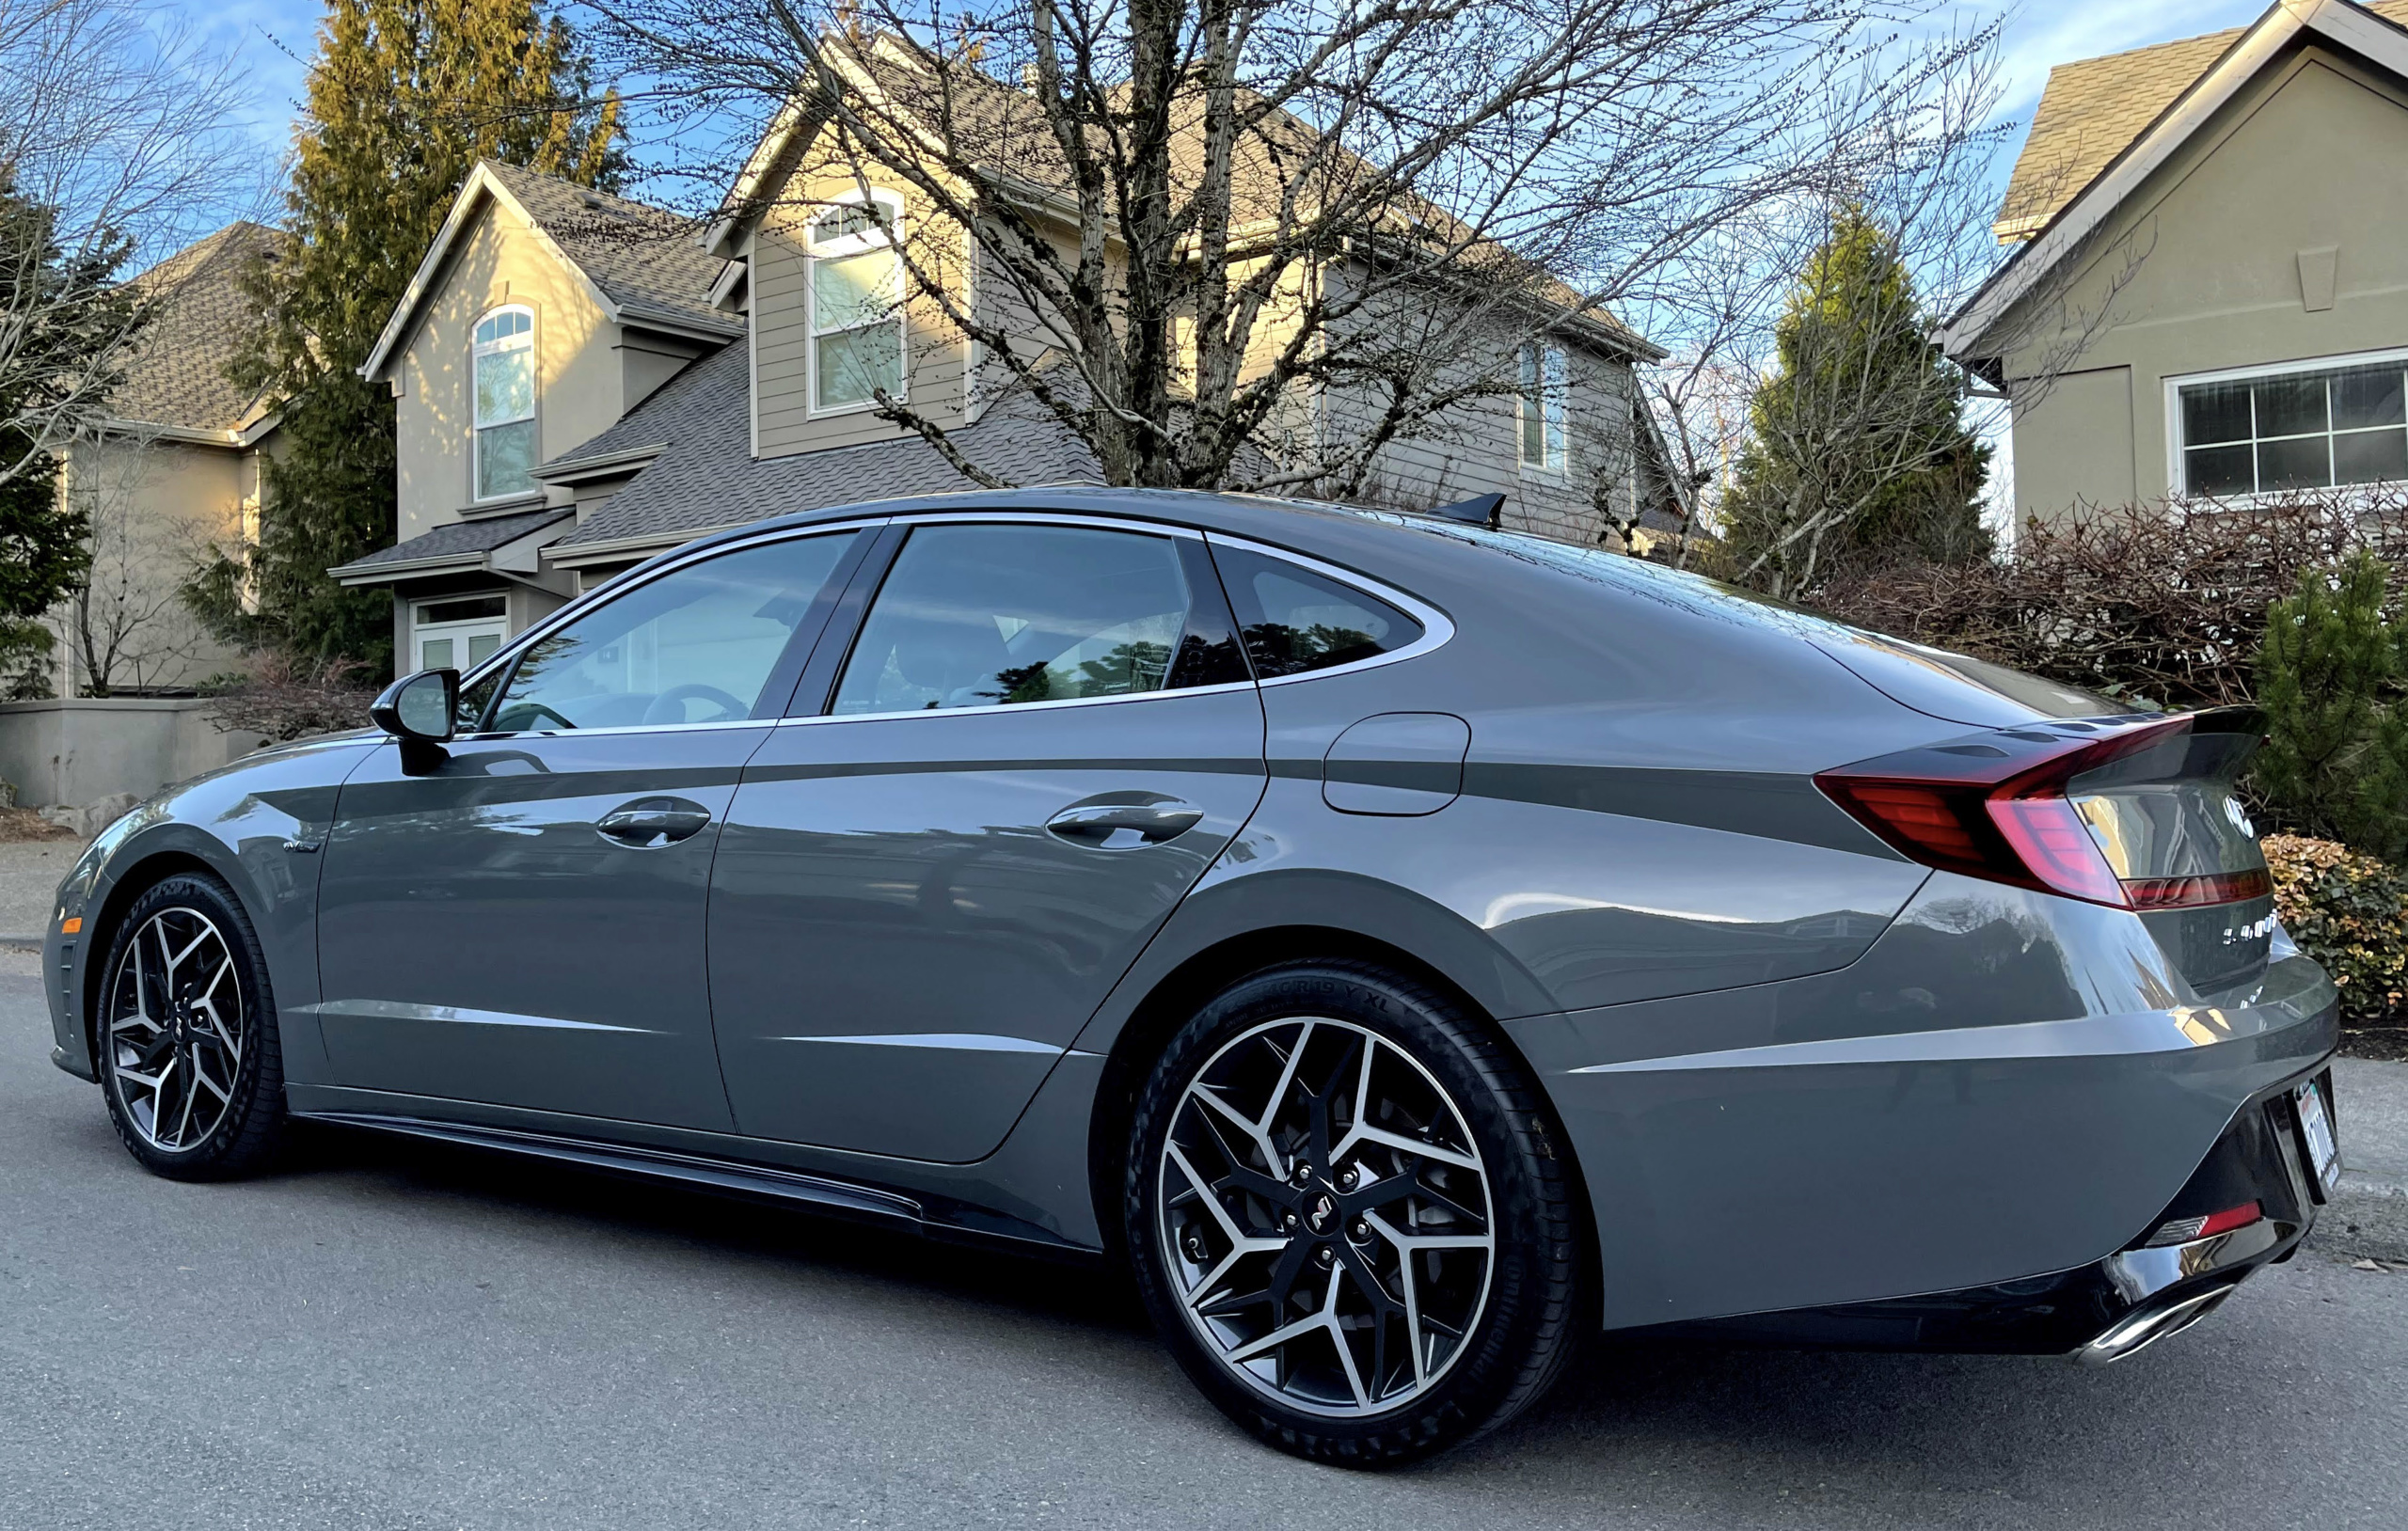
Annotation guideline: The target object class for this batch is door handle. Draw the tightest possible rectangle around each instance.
[596,798,713,847]
[1044,797,1204,850]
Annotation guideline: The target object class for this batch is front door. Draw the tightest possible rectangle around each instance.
[708,518,1267,1161]
[313,528,869,1129]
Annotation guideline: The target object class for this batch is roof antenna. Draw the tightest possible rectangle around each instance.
[1428,493,1504,529]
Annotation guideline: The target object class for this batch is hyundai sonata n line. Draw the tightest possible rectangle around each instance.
[41,488,2340,1464]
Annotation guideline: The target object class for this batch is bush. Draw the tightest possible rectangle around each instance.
[2264,834,2408,1029]
[1809,491,2408,711]
[2254,554,2408,860]
[202,650,377,744]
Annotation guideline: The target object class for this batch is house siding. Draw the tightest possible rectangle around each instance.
[1989,46,2408,519]
[752,159,974,458]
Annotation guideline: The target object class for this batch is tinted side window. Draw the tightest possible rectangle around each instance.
[1211,545,1422,679]
[454,666,504,734]
[492,532,855,731]
[832,524,1193,714]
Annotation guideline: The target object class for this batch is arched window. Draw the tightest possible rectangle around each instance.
[473,306,536,498]
[808,192,904,412]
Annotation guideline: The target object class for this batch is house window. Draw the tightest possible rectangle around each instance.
[2176,354,2408,497]
[1519,344,1567,470]
[809,193,904,411]
[473,307,536,499]
[411,593,508,674]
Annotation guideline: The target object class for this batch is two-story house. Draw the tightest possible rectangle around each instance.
[343,44,1680,675]
[1942,0,2408,521]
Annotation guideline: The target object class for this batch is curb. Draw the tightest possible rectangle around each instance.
[0,934,40,952]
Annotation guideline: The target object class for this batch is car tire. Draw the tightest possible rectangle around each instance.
[94,873,289,1181]
[1125,960,1581,1465]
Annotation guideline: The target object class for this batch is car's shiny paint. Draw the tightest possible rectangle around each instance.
[42,486,2337,1346]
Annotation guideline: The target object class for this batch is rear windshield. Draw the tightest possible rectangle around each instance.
[1365,513,2115,724]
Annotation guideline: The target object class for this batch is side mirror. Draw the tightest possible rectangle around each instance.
[372,669,458,744]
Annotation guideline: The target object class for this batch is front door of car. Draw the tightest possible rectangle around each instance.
[312,527,873,1129]
[707,518,1268,1161]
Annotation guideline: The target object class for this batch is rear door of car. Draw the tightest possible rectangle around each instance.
[311,524,877,1129]
[705,513,1268,1161]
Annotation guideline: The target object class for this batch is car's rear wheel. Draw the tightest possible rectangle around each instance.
[96,874,287,1181]
[1125,960,1581,1465]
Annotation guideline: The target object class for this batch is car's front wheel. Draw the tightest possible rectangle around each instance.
[95,873,288,1181]
[1126,960,1582,1464]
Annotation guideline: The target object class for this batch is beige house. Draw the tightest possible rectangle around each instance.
[48,221,282,695]
[347,51,1681,676]
[1943,0,2408,521]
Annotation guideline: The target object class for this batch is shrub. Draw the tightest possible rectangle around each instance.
[2264,834,2408,1029]
[1809,491,2408,711]
[2254,554,2408,860]
[202,650,377,744]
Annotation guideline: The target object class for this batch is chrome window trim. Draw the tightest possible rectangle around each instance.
[1200,529,1455,686]
[447,718,780,744]
[775,678,1257,729]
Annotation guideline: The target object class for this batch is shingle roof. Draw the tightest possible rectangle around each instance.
[1996,1,2408,239]
[547,342,1102,552]
[330,506,572,575]
[112,222,283,434]
[479,161,737,335]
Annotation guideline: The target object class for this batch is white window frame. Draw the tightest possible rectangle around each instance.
[807,189,907,418]
[1518,343,1569,474]
[471,304,539,504]
[2164,344,2408,501]
[410,593,510,675]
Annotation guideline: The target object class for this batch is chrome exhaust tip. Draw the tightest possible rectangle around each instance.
[2073,1283,2239,1367]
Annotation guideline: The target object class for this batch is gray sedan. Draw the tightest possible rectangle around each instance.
[39,489,2340,1465]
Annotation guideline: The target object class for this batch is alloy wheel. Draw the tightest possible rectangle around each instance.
[1155,1016,1496,1417]
[103,907,247,1154]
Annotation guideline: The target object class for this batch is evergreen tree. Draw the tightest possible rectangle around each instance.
[2254,553,2408,860]
[187,0,622,670]
[0,172,124,695]
[1723,205,1990,596]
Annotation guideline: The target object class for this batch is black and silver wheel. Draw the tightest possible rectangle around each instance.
[1127,961,1581,1464]
[96,874,287,1180]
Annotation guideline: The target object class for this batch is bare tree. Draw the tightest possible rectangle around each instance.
[591,0,2010,504]
[0,0,260,488]
[56,422,218,695]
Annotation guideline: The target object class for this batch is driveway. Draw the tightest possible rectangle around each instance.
[3,969,2403,1530]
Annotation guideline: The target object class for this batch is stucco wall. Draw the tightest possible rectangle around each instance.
[0,699,265,811]
[52,434,254,695]
[1990,47,2408,520]
[392,199,625,542]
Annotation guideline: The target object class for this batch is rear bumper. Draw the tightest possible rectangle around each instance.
[1624,1065,2329,1356]
[1503,871,2339,1333]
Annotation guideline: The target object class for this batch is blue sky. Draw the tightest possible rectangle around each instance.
[197,1,2284,186]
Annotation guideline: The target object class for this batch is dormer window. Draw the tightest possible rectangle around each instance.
[474,306,536,499]
[809,192,904,412]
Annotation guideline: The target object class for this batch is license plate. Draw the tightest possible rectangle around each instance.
[2295,1078,2340,1198]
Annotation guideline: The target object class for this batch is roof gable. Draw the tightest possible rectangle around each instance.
[1944,0,2408,360]
[361,162,738,384]
[1997,1,2408,242]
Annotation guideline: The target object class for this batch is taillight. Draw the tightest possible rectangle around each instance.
[2143,1200,2261,1247]
[1814,714,2264,910]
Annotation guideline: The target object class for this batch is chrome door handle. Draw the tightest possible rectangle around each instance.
[1044,797,1204,849]
[596,798,713,847]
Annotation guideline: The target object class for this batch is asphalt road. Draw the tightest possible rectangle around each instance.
[5,969,2404,1531]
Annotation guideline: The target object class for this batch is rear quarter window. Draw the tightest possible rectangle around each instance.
[1211,545,1423,679]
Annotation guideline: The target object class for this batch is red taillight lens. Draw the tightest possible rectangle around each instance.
[2122,869,2273,909]
[2144,1200,2261,1246]
[1814,714,2264,910]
